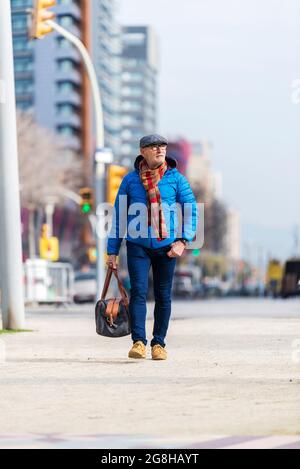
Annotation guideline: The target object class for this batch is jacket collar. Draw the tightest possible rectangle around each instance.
[134,155,178,171]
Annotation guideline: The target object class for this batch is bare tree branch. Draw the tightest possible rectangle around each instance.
[17,110,84,209]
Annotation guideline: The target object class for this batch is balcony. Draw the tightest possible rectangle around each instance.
[13,49,33,59]
[55,45,81,63]
[56,112,82,129]
[56,68,82,86]
[56,90,82,107]
[58,135,82,153]
[55,2,81,20]
[15,71,34,81]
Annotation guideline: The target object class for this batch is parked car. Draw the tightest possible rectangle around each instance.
[173,271,205,299]
[74,270,97,304]
[281,259,300,298]
[173,273,195,298]
[202,277,222,298]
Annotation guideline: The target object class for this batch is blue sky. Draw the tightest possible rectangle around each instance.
[118,0,300,261]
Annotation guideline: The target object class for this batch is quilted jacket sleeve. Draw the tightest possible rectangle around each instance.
[106,175,129,256]
[176,172,198,243]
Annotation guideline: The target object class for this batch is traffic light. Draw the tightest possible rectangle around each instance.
[30,0,56,39]
[41,223,50,239]
[87,247,97,263]
[39,224,59,261]
[79,187,94,215]
[107,165,128,205]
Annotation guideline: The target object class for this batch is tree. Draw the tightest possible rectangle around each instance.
[17,110,84,257]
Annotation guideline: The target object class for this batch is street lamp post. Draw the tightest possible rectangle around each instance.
[0,0,25,329]
[46,19,113,295]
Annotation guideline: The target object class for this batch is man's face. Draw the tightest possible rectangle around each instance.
[140,144,167,169]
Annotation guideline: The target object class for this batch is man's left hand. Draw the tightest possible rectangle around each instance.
[167,240,186,258]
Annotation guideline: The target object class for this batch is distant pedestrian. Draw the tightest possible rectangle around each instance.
[107,134,198,360]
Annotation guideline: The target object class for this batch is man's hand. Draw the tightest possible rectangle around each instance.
[167,240,186,258]
[106,255,118,269]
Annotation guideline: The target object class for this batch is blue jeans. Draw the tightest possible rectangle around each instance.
[126,240,177,348]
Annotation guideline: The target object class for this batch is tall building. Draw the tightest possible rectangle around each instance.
[120,26,158,166]
[187,141,224,200]
[11,0,35,112]
[11,0,121,179]
[89,0,121,159]
[187,142,213,191]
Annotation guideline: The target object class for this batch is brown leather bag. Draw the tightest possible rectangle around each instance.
[95,266,131,337]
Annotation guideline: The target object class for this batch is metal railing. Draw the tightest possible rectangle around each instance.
[23,259,74,305]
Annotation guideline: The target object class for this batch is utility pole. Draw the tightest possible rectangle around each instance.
[0,0,25,329]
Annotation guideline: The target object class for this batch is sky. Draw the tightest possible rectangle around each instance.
[118,0,300,262]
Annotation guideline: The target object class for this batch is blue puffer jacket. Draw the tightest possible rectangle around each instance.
[106,155,198,255]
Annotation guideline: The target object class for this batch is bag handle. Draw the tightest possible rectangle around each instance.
[100,267,113,301]
[100,266,129,308]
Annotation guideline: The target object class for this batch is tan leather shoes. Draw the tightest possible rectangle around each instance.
[128,341,146,359]
[151,344,167,360]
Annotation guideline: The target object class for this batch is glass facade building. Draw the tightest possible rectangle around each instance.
[11,0,121,162]
[120,26,158,166]
[89,0,121,158]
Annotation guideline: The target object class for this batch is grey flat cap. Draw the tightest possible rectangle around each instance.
[140,134,168,148]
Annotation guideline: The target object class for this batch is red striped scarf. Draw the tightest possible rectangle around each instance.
[139,159,168,241]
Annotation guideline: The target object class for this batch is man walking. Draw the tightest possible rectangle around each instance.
[107,134,198,360]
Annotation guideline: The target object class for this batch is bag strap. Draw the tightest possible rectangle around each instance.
[100,266,129,309]
[100,267,114,301]
[112,269,129,308]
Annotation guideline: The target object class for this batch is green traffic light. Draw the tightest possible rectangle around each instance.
[81,203,92,214]
[192,249,201,257]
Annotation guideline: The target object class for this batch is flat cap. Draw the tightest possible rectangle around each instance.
[140,134,168,148]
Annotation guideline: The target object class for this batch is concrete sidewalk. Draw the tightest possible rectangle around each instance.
[0,299,300,441]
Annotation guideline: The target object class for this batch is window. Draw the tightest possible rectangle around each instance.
[57,81,77,94]
[122,72,143,82]
[57,59,76,72]
[123,33,145,46]
[121,115,141,126]
[121,87,143,98]
[15,79,33,94]
[11,0,32,7]
[121,101,142,112]
[17,101,33,111]
[13,37,30,52]
[121,144,132,155]
[59,16,76,28]
[57,37,70,49]
[121,129,132,139]
[12,16,27,30]
[14,58,32,72]
[57,125,76,137]
[57,103,75,116]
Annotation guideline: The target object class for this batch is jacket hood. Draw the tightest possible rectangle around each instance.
[134,155,178,171]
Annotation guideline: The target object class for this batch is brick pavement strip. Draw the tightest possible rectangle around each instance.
[0,299,300,443]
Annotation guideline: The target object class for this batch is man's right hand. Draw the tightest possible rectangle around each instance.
[106,255,118,269]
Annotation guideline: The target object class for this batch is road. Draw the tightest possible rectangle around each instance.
[0,298,300,449]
